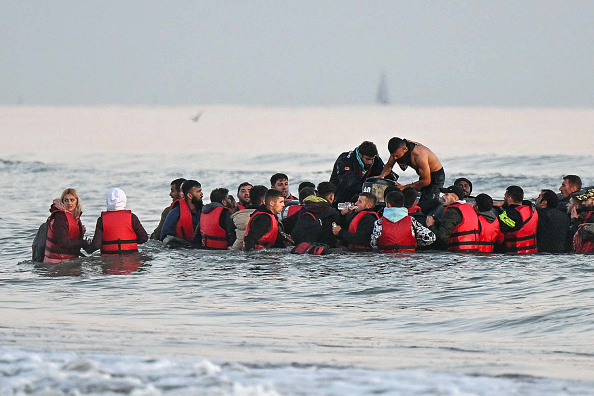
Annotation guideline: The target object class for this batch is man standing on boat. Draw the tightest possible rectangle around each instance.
[379,137,445,202]
[330,141,387,205]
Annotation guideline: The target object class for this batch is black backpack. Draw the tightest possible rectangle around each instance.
[32,221,48,262]
[291,212,323,245]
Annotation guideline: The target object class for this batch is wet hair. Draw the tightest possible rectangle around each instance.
[475,193,493,212]
[358,141,378,157]
[249,185,268,206]
[454,177,473,196]
[60,188,82,219]
[505,185,524,203]
[359,192,377,207]
[182,180,201,197]
[171,178,186,192]
[387,137,406,154]
[265,188,284,204]
[270,173,288,186]
[237,182,252,194]
[316,182,336,200]
[383,185,400,200]
[385,191,404,207]
[402,187,419,208]
[540,189,558,209]
[210,188,229,204]
[298,181,315,192]
[563,175,582,190]
[299,187,316,203]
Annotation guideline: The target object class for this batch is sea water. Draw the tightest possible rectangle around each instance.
[1,106,593,395]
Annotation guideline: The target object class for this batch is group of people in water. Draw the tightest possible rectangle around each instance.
[35,137,594,264]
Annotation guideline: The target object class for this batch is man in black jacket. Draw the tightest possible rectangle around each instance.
[243,189,293,251]
[332,192,378,251]
[289,182,341,248]
[330,141,386,204]
[536,189,571,253]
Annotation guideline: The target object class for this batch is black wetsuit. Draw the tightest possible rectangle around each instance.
[397,140,445,202]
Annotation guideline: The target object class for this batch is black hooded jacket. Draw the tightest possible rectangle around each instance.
[330,149,385,204]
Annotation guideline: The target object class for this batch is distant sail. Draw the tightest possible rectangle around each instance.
[376,72,389,105]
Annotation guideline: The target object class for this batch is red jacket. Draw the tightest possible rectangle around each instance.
[347,211,379,251]
[445,203,480,252]
[477,214,503,253]
[504,205,538,254]
[100,210,139,256]
[200,206,232,249]
[244,211,279,249]
[377,216,417,253]
[44,210,82,263]
[173,199,196,243]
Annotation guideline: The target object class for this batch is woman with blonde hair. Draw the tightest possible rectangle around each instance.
[44,188,89,263]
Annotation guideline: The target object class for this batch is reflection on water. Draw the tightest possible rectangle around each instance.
[32,254,151,277]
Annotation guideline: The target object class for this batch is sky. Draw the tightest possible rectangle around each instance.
[1,0,593,107]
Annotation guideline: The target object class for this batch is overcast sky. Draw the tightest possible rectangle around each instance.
[1,1,593,107]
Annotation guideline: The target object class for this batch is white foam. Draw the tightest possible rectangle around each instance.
[0,347,591,396]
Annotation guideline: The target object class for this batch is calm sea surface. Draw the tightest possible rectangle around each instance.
[1,149,593,395]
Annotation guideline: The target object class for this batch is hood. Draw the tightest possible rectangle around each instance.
[382,207,409,223]
[202,202,224,214]
[303,199,337,218]
[478,209,497,222]
[50,198,64,212]
[106,188,127,211]
[303,195,327,203]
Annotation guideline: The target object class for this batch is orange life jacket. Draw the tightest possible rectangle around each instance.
[100,210,138,256]
[503,205,539,254]
[376,216,417,253]
[477,215,502,253]
[445,203,480,252]
[44,210,82,263]
[200,206,232,249]
[347,211,379,251]
[244,211,279,249]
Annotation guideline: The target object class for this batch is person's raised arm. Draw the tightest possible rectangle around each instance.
[379,155,395,178]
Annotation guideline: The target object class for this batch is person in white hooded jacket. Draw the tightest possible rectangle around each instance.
[87,188,148,256]
[371,190,436,252]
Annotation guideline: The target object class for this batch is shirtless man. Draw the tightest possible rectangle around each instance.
[379,137,445,202]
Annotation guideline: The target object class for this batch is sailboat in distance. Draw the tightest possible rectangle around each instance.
[376,72,389,105]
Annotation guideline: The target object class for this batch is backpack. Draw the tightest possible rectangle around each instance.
[32,221,48,262]
[291,212,323,245]
[291,242,329,255]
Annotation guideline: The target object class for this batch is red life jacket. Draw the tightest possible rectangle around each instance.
[200,206,232,249]
[173,199,196,243]
[573,224,594,254]
[237,204,246,211]
[100,210,138,256]
[347,211,379,251]
[283,205,303,219]
[584,210,594,223]
[503,205,539,254]
[244,211,279,249]
[376,216,417,253]
[477,215,503,253]
[408,205,422,214]
[445,203,480,252]
[44,210,82,263]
